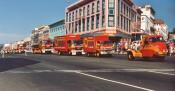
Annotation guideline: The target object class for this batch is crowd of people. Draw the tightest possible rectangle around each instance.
[168,41,175,56]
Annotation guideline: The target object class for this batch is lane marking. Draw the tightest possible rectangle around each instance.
[148,71,175,76]
[75,71,155,91]
[1,69,175,76]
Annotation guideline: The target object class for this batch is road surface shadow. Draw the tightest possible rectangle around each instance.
[0,58,40,72]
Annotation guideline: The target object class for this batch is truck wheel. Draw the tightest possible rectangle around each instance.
[128,52,135,61]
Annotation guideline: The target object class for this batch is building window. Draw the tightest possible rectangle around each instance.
[87,5,90,15]
[68,23,71,32]
[91,16,94,30]
[102,0,105,15]
[83,7,85,17]
[121,2,123,13]
[96,14,99,28]
[109,9,114,15]
[124,3,126,15]
[75,21,78,33]
[69,13,71,22]
[87,17,90,31]
[108,15,114,27]
[97,1,100,12]
[72,12,74,21]
[76,10,78,19]
[79,9,82,17]
[124,17,126,30]
[92,3,95,14]
[66,13,68,22]
[121,16,123,29]
[102,16,105,27]
[128,20,130,32]
[108,0,115,16]
[72,23,74,33]
[126,6,129,17]
[79,20,81,32]
[82,19,85,31]
[108,0,114,9]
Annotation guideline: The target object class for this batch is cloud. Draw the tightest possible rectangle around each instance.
[0,33,27,44]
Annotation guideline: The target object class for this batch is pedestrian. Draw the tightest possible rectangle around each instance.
[169,42,174,56]
[1,50,5,58]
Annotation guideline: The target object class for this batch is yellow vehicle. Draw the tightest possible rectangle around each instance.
[127,35,168,61]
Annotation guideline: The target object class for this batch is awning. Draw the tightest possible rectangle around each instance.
[80,32,132,38]
[113,33,132,38]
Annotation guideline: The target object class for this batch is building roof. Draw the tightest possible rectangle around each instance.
[67,0,94,12]
[154,19,165,24]
[49,19,65,28]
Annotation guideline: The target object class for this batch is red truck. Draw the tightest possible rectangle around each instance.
[83,36,115,57]
[41,40,53,54]
[128,35,168,61]
[54,35,84,55]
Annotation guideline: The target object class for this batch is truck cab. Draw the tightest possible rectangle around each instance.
[83,36,115,57]
[128,35,168,61]
[41,40,53,54]
[32,45,42,54]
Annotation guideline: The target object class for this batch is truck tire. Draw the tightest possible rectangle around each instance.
[128,52,135,61]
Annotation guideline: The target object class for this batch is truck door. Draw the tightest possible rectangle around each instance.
[141,38,154,57]
[87,40,95,52]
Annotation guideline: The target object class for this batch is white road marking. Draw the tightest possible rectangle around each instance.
[1,69,174,91]
[75,71,155,91]
[1,69,175,76]
[148,71,175,76]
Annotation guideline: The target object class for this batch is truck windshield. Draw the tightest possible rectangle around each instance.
[73,40,83,46]
[149,37,165,42]
[101,41,113,45]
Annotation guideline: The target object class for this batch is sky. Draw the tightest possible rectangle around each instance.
[0,0,174,44]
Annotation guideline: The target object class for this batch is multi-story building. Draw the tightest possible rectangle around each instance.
[169,33,175,41]
[65,0,142,42]
[38,25,50,41]
[31,28,40,46]
[31,25,50,47]
[154,19,169,40]
[139,5,155,35]
[49,19,66,40]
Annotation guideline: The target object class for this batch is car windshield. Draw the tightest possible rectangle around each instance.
[149,37,165,42]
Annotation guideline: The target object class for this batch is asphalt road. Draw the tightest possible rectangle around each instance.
[0,54,175,91]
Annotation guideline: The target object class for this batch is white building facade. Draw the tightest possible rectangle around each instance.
[154,19,169,40]
[65,0,142,42]
[139,5,155,35]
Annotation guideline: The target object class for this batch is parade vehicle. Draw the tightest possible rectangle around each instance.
[32,44,42,54]
[54,35,84,55]
[127,35,168,61]
[83,36,115,57]
[41,39,53,54]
